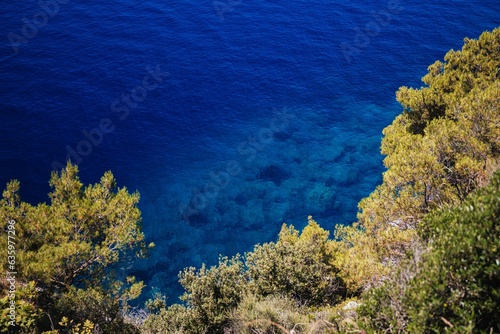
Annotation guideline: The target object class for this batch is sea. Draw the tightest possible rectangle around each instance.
[1,0,498,302]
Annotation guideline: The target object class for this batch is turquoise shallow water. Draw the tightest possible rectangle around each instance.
[0,0,498,301]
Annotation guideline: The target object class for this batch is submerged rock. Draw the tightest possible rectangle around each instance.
[258,164,290,186]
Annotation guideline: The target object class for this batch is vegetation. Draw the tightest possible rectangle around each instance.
[336,26,500,292]
[0,163,152,333]
[1,27,499,333]
[246,217,344,306]
[142,216,344,334]
[358,171,500,333]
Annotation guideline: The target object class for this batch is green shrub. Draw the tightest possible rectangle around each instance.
[358,171,500,333]
[405,171,500,333]
[0,281,41,333]
[356,247,423,333]
[141,304,193,334]
[246,216,344,306]
[55,284,141,334]
[141,217,347,333]
[176,254,248,333]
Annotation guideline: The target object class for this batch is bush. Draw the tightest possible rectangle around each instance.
[142,217,347,333]
[358,171,500,333]
[356,245,424,333]
[246,216,344,306]
[141,304,193,334]
[176,254,247,333]
[0,281,41,332]
[405,171,500,332]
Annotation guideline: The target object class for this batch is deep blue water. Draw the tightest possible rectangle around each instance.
[1,0,498,301]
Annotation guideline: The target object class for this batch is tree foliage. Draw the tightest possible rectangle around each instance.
[338,27,500,291]
[0,162,149,333]
[358,171,500,333]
